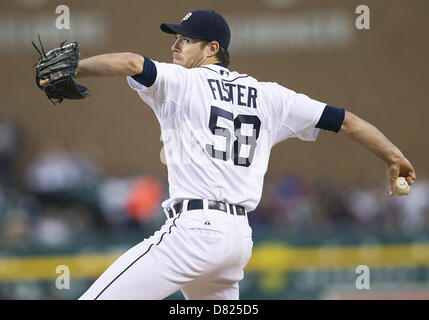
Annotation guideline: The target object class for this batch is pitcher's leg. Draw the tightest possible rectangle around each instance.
[79,218,189,300]
[181,219,253,300]
[181,279,240,300]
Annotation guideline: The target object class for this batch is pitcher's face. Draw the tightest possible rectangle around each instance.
[171,34,206,68]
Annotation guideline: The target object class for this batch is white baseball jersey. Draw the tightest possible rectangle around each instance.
[80,60,329,301]
[127,62,326,212]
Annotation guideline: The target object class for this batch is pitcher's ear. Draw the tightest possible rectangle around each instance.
[207,40,220,57]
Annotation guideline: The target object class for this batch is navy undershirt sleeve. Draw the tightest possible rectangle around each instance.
[315,105,345,133]
[131,56,157,87]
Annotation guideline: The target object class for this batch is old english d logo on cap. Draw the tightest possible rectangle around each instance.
[182,12,192,21]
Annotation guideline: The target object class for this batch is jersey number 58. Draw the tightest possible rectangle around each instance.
[206,106,261,167]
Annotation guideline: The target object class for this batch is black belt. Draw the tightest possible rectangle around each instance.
[165,199,246,218]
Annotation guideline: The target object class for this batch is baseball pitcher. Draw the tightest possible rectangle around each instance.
[35,10,416,299]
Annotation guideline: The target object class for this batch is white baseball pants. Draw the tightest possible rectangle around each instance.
[79,203,253,300]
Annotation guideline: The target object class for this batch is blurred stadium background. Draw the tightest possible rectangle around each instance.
[0,0,428,299]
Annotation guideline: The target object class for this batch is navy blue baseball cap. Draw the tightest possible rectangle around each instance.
[160,10,231,49]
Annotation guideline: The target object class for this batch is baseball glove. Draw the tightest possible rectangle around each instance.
[32,35,89,104]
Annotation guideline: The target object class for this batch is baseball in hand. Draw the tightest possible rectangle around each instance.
[395,177,410,195]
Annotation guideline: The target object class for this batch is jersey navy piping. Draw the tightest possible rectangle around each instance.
[94,213,182,300]
[201,67,250,82]
[200,66,220,75]
[222,75,250,82]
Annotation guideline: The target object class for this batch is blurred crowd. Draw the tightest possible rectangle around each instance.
[0,116,166,250]
[1,116,429,250]
[252,174,429,237]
